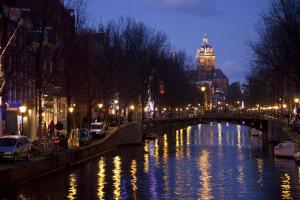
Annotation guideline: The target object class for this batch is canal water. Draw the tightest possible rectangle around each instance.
[1,122,300,200]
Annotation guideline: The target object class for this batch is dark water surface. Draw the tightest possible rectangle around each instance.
[1,122,300,200]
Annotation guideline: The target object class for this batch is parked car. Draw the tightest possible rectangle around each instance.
[79,129,92,146]
[0,135,32,162]
[90,122,106,137]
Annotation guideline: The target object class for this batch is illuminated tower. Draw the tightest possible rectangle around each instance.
[196,35,215,71]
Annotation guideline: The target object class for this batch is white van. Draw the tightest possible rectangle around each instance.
[90,122,105,137]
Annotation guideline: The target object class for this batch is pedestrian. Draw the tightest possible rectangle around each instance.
[48,120,55,137]
[42,122,47,138]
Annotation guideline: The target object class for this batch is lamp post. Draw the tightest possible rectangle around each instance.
[129,105,135,122]
[294,98,299,116]
[69,106,74,129]
[201,86,206,113]
[19,106,27,135]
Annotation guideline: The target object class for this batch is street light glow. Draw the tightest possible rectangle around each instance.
[130,105,135,110]
[295,98,299,103]
[98,103,103,109]
[201,86,206,92]
[69,107,74,113]
[19,106,27,114]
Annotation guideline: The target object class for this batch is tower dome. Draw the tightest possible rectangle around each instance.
[196,35,215,71]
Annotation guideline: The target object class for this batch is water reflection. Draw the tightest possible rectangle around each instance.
[68,173,77,200]
[163,134,168,160]
[217,123,222,145]
[130,160,138,199]
[237,125,241,148]
[97,157,106,200]
[113,156,121,200]
[256,158,264,186]
[154,139,159,165]
[144,143,149,173]
[198,150,213,200]
[2,122,300,200]
[281,173,292,200]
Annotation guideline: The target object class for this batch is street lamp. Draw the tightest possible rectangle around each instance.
[69,106,74,129]
[200,86,206,112]
[98,103,103,109]
[19,106,27,135]
[294,98,299,104]
[130,105,135,110]
[69,107,74,113]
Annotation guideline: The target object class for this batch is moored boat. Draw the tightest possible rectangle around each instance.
[143,133,158,141]
[250,128,262,137]
[274,141,299,158]
[294,151,300,162]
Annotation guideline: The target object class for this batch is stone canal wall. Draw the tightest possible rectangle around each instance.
[0,122,142,191]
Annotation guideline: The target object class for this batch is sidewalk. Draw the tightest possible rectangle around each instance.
[0,127,118,180]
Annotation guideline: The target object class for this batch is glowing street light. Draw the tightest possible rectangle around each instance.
[130,105,135,110]
[295,98,299,103]
[98,103,103,109]
[201,86,206,92]
[19,106,27,114]
[69,107,74,113]
[19,106,27,135]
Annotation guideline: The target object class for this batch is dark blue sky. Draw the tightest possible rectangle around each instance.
[87,0,269,83]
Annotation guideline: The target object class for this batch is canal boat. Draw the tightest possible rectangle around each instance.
[250,128,262,137]
[274,141,300,158]
[143,133,158,141]
[294,152,300,162]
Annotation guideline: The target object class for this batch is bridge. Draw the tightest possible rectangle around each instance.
[142,113,291,143]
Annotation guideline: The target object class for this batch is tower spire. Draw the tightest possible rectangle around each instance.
[203,33,209,45]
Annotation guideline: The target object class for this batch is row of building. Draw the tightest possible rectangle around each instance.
[0,0,75,138]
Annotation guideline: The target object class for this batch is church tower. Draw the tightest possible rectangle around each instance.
[196,35,215,71]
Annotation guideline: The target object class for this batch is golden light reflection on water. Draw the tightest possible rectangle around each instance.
[237,125,241,148]
[154,139,160,165]
[180,129,184,146]
[131,160,138,199]
[176,129,183,159]
[144,143,149,173]
[97,157,106,200]
[187,126,191,145]
[68,173,77,200]
[163,134,168,160]
[217,123,222,145]
[163,133,169,194]
[186,127,191,158]
[257,159,263,186]
[198,150,213,200]
[176,130,179,147]
[281,173,292,200]
[113,156,122,200]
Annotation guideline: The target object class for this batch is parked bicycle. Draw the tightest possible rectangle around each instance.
[31,137,57,157]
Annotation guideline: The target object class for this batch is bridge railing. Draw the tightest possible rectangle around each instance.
[141,112,268,130]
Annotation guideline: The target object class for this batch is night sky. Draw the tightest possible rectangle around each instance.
[87,0,269,83]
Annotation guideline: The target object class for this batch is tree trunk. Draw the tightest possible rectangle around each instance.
[37,89,43,137]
